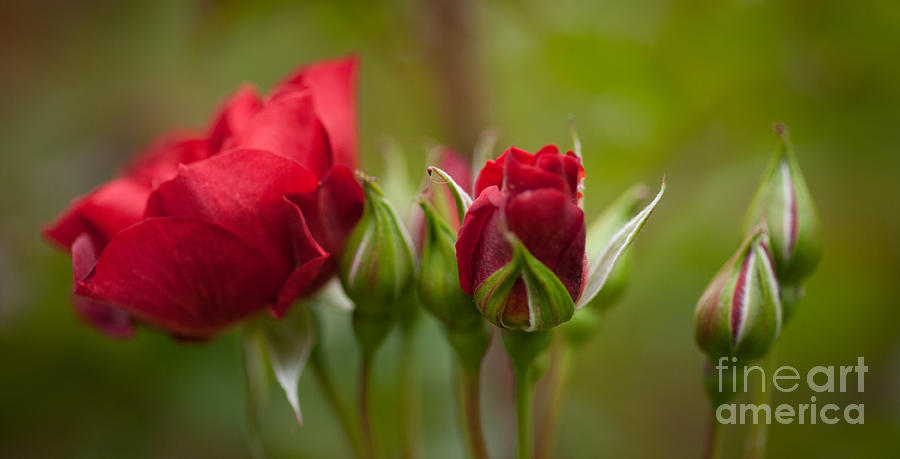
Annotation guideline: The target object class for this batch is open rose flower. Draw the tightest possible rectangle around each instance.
[456,145,587,330]
[44,57,363,339]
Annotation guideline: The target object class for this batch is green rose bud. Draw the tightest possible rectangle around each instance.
[340,176,415,352]
[694,227,783,363]
[744,124,822,286]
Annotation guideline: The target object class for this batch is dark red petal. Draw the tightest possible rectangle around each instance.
[277,56,358,170]
[207,84,264,152]
[505,188,586,301]
[270,197,330,317]
[503,148,568,198]
[75,216,281,337]
[474,146,538,197]
[284,165,364,256]
[71,233,134,338]
[43,178,151,251]
[145,148,318,273]
[231,89,332,178]
[533,149,583,201]
[455,186,507,294]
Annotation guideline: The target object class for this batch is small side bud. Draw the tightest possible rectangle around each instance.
[745,125,822,286]
[340,177,416,352]
[694,227,783,363]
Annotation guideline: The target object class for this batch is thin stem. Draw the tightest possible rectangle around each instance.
[534,342,573,459]
[359,355,378,459]
[399,328,418,459]
[310,356,364,459]
[513,365,535,459]
[703,411,723,459]
[459,365,489,459]
[744,349,778,459]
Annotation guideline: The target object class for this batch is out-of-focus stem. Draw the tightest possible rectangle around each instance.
[703,411,723,459]
[744,348,778,459]
[459,365,489,459]
[359,355,378,459]
[310,353,364,459]
[399,328,418,459]
[534,342,574,459]
[513,364,536,459]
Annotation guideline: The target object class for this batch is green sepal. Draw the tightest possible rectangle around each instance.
[583,184,649,310]
[474,235,576,331]
[578,179,665,309]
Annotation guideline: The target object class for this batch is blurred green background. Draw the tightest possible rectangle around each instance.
[1,0,899,458]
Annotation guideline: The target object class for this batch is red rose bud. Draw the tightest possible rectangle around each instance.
[339,177,416,350]
[695,226,783,363]
[43,57,362,339]
[457,146,587,331]
[744,124,822,286]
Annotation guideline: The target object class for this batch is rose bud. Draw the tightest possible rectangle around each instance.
[339,177,416,351]
[456,146,587,331]
[694,226,783,363]
[744,124,822,286]
[43,57,363,339]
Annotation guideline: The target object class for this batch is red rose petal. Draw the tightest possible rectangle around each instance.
[231,89,332,179]
[207,84,264,153]
[455,186,507,294]
[71,233,134,339]
[43,178,152,251]
[278,56,359,170]
[505,188,586,301]
[75,216,282,337]
[270,197,330,317]
[145,148,318,272]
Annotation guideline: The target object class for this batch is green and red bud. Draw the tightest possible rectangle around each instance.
[744,124,822,287]
[694,227,783,363]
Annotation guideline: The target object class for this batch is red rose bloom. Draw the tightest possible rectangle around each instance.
[456,145,587,327]
[44,57,363,339]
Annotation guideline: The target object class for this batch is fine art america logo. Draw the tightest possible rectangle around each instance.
[714,357,867,425]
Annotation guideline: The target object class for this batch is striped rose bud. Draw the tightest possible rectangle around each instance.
[694,227,783,363]
[744,124,822,286]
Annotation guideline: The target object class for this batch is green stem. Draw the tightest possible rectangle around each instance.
[513,364,536,459]
[703,411,723,459]
[744,349,778,459]
[399,328,418,459]
[239,333,266,459]
[459,365,489,459]
[310,355,364,459]
[534,342,573,459]
[359,355,378,459]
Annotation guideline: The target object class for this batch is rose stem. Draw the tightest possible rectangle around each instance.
[534,341,574,459]
[513,364,536,459]
[459,363,489,459]
[310,352,364,459]
[703,411,723,459]
[359,355,378,459]
[744,347,778,459]
[399,327,418,459]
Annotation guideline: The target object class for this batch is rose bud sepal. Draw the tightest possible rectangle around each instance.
[474,233,577,332]
[744,124,822,287]
[694,227,783,364]
[339,176,416,355]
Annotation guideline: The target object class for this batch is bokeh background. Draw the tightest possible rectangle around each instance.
[1,0,899,458]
